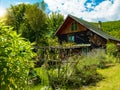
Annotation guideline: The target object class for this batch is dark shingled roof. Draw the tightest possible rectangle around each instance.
[55,14,120,42]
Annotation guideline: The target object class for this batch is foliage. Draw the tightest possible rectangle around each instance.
[102,21,120,39]
[5,3,48,45]
[86,49,112,68]
[81,64,120,90]
[4,3,64,46]
[107,43,117,55]
[0,23,35,90]
[93,20,120,39]
[28,68,41,85]
[47,12,64,38]
[5,4,26,33]
[25,3,48,44]
[33,49,113,89]
[35,58,101,89]
[30,61,120,90]
[106,43,120,63]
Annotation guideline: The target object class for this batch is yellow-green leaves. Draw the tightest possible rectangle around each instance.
[0,22,35,90]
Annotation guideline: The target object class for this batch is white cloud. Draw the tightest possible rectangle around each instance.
[44,0,120,22]
[44,0,87,17]
[15,2,30,5]
[0,6,6,17]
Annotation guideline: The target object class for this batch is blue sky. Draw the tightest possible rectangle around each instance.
[0,0,120,22]
[0,0,42,8]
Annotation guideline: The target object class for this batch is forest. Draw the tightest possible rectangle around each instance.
[0,1,120,90]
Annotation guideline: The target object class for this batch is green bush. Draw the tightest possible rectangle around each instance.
[106,43,119,63]
[75,58,102,85]
[36,55,102,89]
[107,43,117,56]
[35,49,114,89]
[0,23,35,90]
[86,49,114,68]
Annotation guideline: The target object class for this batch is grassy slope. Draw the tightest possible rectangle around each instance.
[92,20,120,39]
[81,64,120,90]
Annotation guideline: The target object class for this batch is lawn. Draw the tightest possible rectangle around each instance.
[81,64,120,90]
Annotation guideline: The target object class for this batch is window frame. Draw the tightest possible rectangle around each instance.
[71,22,77,31]
[68,34,75,42]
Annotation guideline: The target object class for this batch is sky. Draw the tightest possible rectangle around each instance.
[0,0,120,22]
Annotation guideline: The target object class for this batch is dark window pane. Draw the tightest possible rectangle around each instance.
[71,22,77,31]
[68,35,74,42]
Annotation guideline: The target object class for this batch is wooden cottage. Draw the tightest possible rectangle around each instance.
[36,15,120,62]
[55,15,120,51]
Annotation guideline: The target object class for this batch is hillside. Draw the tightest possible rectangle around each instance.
[93,20,120,39]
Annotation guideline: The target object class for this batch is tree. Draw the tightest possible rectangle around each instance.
[5,4,26,33]
[0,22,35,90]
[5,3,64,46]
[25,3,48,44]
[5,3,48,45]
[47,12,64,38]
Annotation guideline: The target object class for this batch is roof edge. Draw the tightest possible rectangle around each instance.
[55,14,120,43]
[54,15,70,35]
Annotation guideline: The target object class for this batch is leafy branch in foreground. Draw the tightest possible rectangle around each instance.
[0,22,35,90]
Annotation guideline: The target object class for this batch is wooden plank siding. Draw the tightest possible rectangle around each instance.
[56,17,86,35]
[58,30,107,49]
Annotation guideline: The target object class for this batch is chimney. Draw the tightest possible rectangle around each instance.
[98,21,102,30]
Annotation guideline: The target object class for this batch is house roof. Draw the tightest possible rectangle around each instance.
[55,14,120,43]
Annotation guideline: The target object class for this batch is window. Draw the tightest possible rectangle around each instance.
[68,35,74,42]
[82,48,88,55]
[71,22,77,31]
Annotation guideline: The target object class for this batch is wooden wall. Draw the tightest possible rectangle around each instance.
[89,34,107,48]
[58,30,107,49]
[58,18,86,35]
